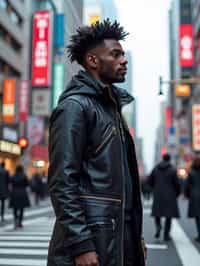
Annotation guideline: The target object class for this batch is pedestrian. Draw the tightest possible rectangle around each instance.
[0,162,10,222]
[31,172,43,205]
[149,153,180,241]
[184,156,200,242]
[47,19,147,266]
[9,165,30,229]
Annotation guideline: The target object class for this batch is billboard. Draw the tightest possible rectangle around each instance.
[55,14,64,47]
[27,116,44,145]
[19,80,29,122]
[165,107,171,138]
[32,89,51,116]
[32,10,52,87]
[2,79,16,123]
[179,24,194,67]
[192,105,200,151]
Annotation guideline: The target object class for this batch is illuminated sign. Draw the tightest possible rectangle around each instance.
[32,10,52,86]
[179,24,194,67]
[19,80,29,122]
[192,105,200,151]
[175,84,190,97]
[165,107,171,137]
[0,140,21,155]
[89,15,100,25]
[2,79,16,123]
[52,63,64,108]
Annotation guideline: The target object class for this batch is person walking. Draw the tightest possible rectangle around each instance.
[185,157,200,242]
[149,153,180,241]
[47,19,146,266]
[0,162,10,222]
[31,172,43,205]
[9,165,30,229]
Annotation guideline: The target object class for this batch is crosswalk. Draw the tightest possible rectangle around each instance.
[0,204,54,266]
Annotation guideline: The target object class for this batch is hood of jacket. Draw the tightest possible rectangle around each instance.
[157,161,171,170]
[58,70,134,108]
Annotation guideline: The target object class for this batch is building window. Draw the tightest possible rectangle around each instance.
[0,0,7,10]
[0,58,20,78]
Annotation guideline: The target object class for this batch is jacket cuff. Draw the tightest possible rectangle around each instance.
[68,239,96,257]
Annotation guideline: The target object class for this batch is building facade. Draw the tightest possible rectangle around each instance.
[167,0,193,169]
[0,0,31,174]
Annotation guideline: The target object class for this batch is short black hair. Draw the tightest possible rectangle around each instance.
[67,19,129,65]
[163,153,171,162]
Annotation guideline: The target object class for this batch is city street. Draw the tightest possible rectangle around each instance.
[0,198,199,265]
[144,197,200,266]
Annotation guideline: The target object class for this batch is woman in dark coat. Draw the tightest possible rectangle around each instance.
[9,165,30,229]
[185,157,200,242]
[149,153,180,241]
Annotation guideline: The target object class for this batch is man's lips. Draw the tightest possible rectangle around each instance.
[118,68,127,74]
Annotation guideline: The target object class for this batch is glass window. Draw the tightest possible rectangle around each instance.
[0,0,7,9]
[10,10,20,25]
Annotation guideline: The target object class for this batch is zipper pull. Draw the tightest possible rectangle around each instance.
[111,218,116,231]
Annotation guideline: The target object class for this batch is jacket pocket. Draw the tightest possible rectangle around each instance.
[88,218,117,266]
[88,125,117,158]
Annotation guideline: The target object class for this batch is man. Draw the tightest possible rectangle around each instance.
[48,19,146,266]
[0,162,10,222]
[149,153,180,241]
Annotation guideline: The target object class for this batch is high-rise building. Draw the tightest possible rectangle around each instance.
[28,0,84,176]
[0,0,31,174]
[168,0,193,168]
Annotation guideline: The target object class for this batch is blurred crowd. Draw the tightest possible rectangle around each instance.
[0,162,48,229]
[141,154,200,243]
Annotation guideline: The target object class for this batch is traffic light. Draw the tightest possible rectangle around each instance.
[18,137,29,149]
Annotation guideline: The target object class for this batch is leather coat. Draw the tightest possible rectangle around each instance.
[47,70,145,266]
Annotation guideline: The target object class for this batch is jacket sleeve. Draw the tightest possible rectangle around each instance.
[48,98,95,256]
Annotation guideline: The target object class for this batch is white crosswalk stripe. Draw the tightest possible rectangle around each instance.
[0,206,54,266]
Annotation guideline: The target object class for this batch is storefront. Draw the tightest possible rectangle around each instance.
[0,139,21,175]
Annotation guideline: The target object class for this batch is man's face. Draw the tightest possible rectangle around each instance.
[91,39,128,84]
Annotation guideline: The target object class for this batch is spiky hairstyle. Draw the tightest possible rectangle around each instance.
[67,19,129,65]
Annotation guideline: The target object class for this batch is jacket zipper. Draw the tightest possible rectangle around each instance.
[107,87,125,266]
[94,126,116,154]
[80,195,121,203]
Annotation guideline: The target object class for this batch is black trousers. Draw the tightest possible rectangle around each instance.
[0,198,5,221]
[195,217,200,237]
[124,221,135,266]
[155,217,172,237]
[13,208,24,226]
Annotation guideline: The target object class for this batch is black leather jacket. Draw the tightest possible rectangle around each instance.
[47,70,144,266]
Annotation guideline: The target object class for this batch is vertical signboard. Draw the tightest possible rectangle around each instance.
[192,105,200,151]
[52,63,64,108]
[165,107,171,137]
[55,14,64,47]
[179,24,194,67]
[2,79,16,123]
[19,80,29,122]
[32,10,52,87]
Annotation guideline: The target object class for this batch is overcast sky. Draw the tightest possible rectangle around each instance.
[114,0,172,172]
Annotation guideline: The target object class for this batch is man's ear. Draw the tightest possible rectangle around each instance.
[85,53,99,69]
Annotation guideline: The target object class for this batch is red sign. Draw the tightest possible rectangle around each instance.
[19,80,29,122]
[192,105,200,151]
[32,10,52,86]
[179,24,194,67]
[165,107,171,137]
[31,145,48,161]
[2,79,16,123]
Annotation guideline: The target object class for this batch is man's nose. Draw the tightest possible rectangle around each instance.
[121,57,128,65]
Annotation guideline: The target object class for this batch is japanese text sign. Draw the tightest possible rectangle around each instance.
[179,24,194,67]
[32,11,52,86]
[192,105,200,151]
